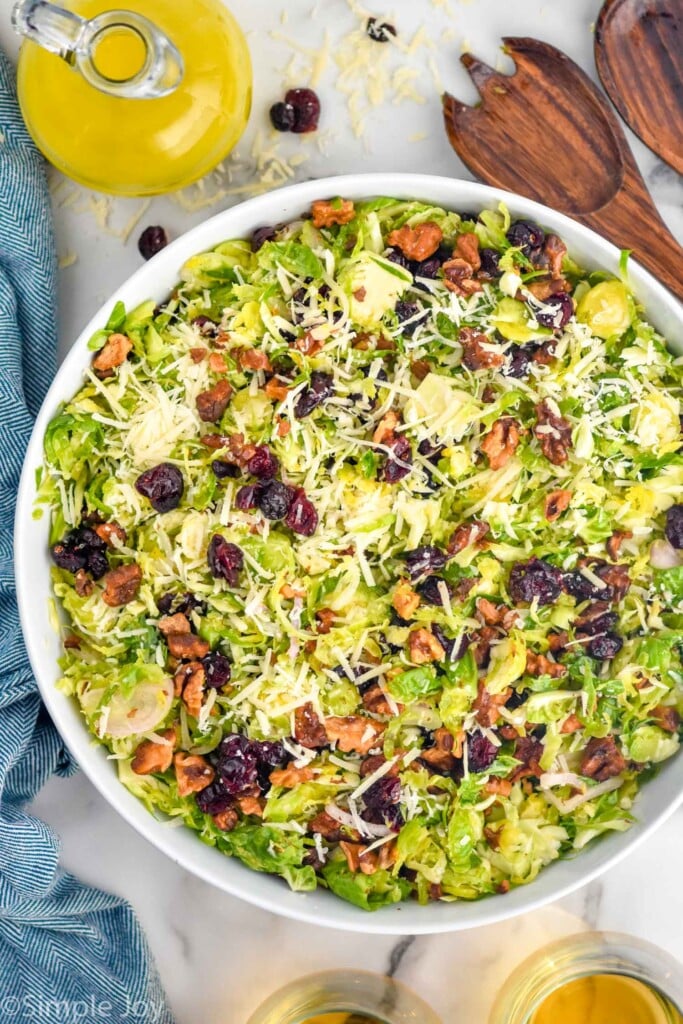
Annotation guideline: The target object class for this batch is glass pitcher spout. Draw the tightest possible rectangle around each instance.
[12,0,184,99]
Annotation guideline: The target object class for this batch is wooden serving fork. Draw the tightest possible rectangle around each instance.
[442,37,683,302]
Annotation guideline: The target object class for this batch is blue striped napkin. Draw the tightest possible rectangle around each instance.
[0,48,174,1024]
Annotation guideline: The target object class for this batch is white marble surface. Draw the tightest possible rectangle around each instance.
[2,0,683,1019]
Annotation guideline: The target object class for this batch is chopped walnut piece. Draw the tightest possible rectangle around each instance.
[173,660,202,697]
[372,410,399,445]
[408,627,445,664]
[560,713,583,734]
[473,681,511,727]
[213,808,238,831]
[324,715,385,754]
[448,519,490,554]
[74,569,93,597]
[270,766,315,787]
[392,579,421,620]
[542,232,568,279]
[534,399,572,465]
[544,489,572,521]
[525,652,567,678]
[471,626,498,668]
[208,352,228,374]
[174,753,215,797]
[606,530,633,561]
[196,379,233,423]
[586,559,632,601]
[157,613,191,637]
[651,705,680,733]
[295,330,324,356]
[311,198,356,228]
[280,583,306,599]
[411,358,431,381]
[420,726,457,773]
[580,735,625,781]
[238,796,265,817]
[442,258,483,296]
[532,339,558,365]
[309,810,360,842]
[526,278,570,301]
[475,598,508,627]
[480,417,521,470]
[167,633,210,660]
[265,377,290,402]
[316,607,336,634]
[190,347,207,363]
[339,841,377,874]
[360,753,401,778]
[294,702,328,749]
[548,630,571,654]
[485,777,512,797]
[460,327,504,370]
[102,563,142,607]
[131,728,176,775]
[92,333,132,377]
[511,736,544,781]
[361,683,398,716]
[387,220,443,261]
[239,348,272,372]
[93,521,127,548]
[182,664,205,718]
[453,231,481,271]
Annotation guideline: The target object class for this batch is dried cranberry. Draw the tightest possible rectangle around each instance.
[235,484,261,510]
[202,652,232,688]
[380,803,405,831]
[479,248,501,278]
[432,623,467,662]
[256,480,296,520]
[284,88,321,133]
[52,525,109,579]
[402,546,448,580]
[211,459,240,480]
[195,780,234,815]
[251,225,277,252]
[159,591,204,617]
[665,505,683,549]
[506,688,529,710]
[417,439,445,462]
[247,445,279,480]
[383,435,412,483]
[562,570,610,602]
[533,293,574,330]
[506,220,545,256]
[395,301,425,336]
[294,371,334,418]
[468,733,498,773]
[364,776,401,810]
[285,488,319,535]
[386,248,411,271]
[576,610,618,636]
[216,735,259,796]
[509,558,562,606]
[504,343,535,378]
[366,16,397,42]
[418,576,453,606]
[269,101,296,132]
[207,535,244,585]
[135,463,184,513]
[192,315,218,337]
[587,633,623,660]
[85,548,109,580]
[254,740,288,768]
[413,255,443,279]
[51,541,88,574]
[138,225,168,260]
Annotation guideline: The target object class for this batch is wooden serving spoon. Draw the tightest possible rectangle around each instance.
[595,0,683,175]
[442,37,683,302]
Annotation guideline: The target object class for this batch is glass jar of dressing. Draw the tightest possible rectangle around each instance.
[490,932,683,1024]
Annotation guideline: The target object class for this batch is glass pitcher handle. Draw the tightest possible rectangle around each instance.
[12,0,184,99]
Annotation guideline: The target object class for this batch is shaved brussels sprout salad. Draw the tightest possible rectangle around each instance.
[40,197,683,910]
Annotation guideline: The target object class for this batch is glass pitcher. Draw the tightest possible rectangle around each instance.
[12,0,252,195]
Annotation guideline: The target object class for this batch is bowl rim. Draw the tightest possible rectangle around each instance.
[15,172,683,935]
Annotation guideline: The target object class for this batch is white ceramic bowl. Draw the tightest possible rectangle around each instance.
[15,174,683,934]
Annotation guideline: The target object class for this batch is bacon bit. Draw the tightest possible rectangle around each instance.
[580,735,626,781]
[174,753,214,797]
[311,198,356,228]
[167,633,210,660]
[239,348,272,372]
[190,347,207,363]
[208,352,228,373]
[94,522,127,548]
[74,569,93,597]
[525,652,567,678]
[182,664,206,718]
[651,705,680,734]
[606,530,633,561]
[157,613,191,637]
[420,727,457,773]
[480,417,521,470]
[324,715,385,754]
[544,489,572,521]
[534,399,572,465]
[92,333,132,377]
[238,796,264,817]
[276,417,291,437]
[460,327,504,370]
[316,607,336,634]
[102,563,142,607]
[213,807,238,831]
[280,582,306,599]
[131,728,176,775]
[408,627,445,664]
[196,379,233,423]
[511,736,544,782]
[362,683,399,716]
[473,681,511,727]
[293,702,327,749]
[269,766,315,787]
[485,777,513,797]
[372,410,399,445]
[392,579,421,620]
[411,358,431,381]
[560,713,583,734]
[387,221,443,261]
[265,378,290,402]
[448,519,490,555]
[295,330,324,356]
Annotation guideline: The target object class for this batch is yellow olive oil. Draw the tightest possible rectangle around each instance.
[531,974,683,1024]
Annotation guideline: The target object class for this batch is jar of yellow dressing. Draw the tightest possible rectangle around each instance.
[12,0,252,195]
